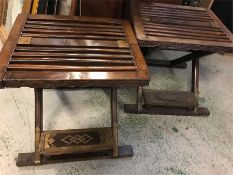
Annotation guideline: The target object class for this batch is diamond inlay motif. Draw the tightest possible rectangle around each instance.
[61,134,94,145]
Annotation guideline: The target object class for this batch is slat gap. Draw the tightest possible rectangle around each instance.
[26,21,123,29]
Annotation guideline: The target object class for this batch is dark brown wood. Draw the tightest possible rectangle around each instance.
[124,53,211,116]
[3,71,149,88]
[125,1,228,116]
[191,58,199,97]
[39,128,114,155]
[131,0,233,52]
[16,145,133,167]
[124,104,210,116]
[137,86,143,112]
[7,65,138,72]
[143,90,199,108]
[34,88,43,165]
[111,87,118,157]
[0,14,149,88]
[28,12,124,24]
[0,14,147,166]
[27,87,133,166]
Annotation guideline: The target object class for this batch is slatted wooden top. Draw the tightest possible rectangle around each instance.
[0,14,149,88]
[131,0,233,52]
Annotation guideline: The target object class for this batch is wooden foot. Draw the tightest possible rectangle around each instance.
[124,104,210,116]
[16,145,133,167]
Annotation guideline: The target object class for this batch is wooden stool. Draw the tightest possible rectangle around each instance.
[0,14,149,166]
[125,0,233,116]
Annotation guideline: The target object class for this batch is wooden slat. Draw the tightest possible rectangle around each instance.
[12,52,133,59]
[144,22,224,34]
[145,28,226,39]
[139,8,211,18]
[10,59,135,66]
[144,17,215,28]
[146,35,233,49]
[7,64,137,72]
[29,38,127,48]
[141,13,212,22]
[140,11,211,21]
[139,6,208,15]
[22,28,126,37]
[26,21,123,30]
[137,2,207,12]
[28,14,124,25]
[24,24,123,33]
[22,34,126,40]
[145,31,231,42]
[14,46,131,54]
[138,7,208,18]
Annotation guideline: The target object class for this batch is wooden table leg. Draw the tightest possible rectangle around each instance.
[16,88,133,167]
[137,86,143,112]
[111,87,118,157]
[192,58,199,97]
[34,88,43,165]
